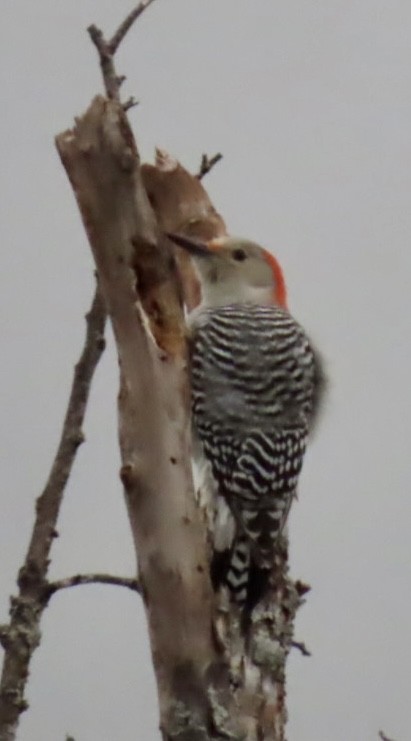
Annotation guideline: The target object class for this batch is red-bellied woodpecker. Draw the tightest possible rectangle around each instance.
[167,233,325,617]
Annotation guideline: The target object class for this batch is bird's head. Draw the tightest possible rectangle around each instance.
[166,233,287,310]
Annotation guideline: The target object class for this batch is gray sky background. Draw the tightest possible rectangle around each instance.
[1,1,411,739]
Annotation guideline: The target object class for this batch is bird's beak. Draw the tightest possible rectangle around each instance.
[166,233,211,257]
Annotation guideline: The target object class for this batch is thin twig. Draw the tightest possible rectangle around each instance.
[46,573,140,599]
[291,640,311,657]
[88,0,157,101]
[123,96,139,112]
[196,152,223,180]
[109,0,157,54]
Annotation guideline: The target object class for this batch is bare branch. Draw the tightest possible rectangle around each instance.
[0,286,106,738]
[23,287,106,577]
[46,574,140,599]
[88,0,157,101]
[123,96,139,112]
[379,732,397,741]
[87,26,122,101]
[196,152,223,180]
[108,0,157,54]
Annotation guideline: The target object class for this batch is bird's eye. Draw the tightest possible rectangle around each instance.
[232,248,247,262]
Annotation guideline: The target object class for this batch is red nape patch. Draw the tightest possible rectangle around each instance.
[264,251,288,308]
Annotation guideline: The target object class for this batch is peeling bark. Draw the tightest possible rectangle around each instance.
[142,149,227,311]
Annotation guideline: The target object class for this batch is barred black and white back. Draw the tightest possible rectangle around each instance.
[190,303,324,613]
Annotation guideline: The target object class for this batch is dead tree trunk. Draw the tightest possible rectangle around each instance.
[56,95,303,740]
[56,97,238,740]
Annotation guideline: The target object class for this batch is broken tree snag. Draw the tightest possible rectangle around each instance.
[55,96,241,740]
[142,149,227,311]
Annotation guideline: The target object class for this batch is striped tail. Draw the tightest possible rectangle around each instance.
[211,534,271,631]
[225,535,250,606]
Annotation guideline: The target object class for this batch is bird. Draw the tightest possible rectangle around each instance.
[167,232,325,620]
